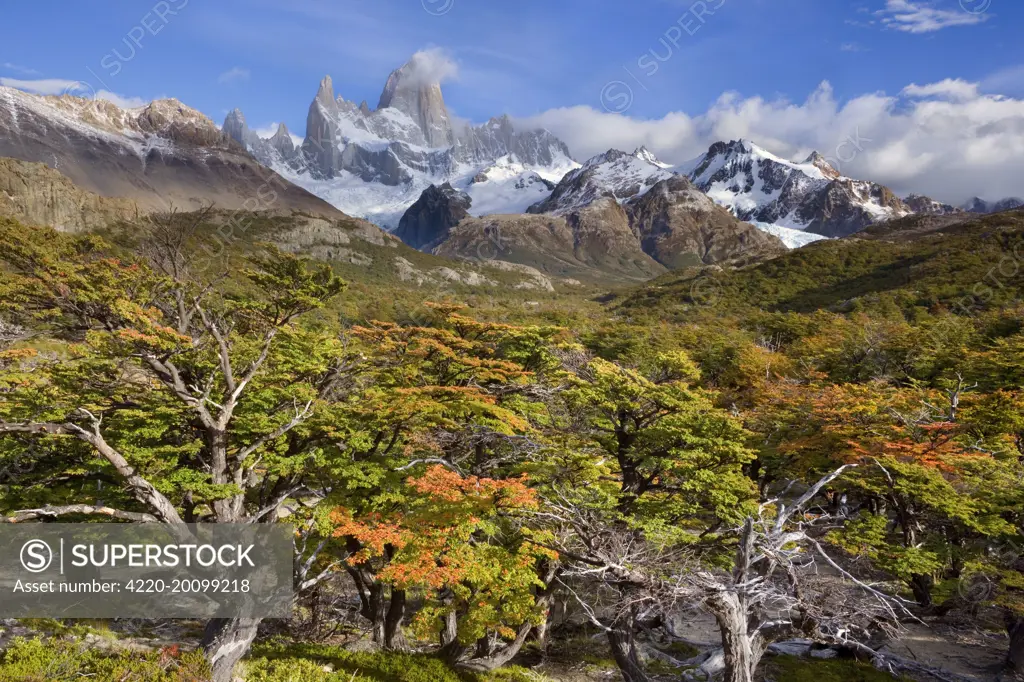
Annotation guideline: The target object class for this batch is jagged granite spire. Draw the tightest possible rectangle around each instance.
[377,56,454,148]
[222,108,249,146]
[303,76,342,176]
[270,122,295,157]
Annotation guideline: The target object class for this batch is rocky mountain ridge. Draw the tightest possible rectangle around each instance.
[0,85,346,217]
[403,148,786,281]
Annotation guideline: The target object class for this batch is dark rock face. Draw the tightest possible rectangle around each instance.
[793,181,908,239]
[627,176,786,268]
[394,183,472,250]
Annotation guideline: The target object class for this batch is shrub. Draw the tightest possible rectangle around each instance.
[0,637,210,682]
[247,644,544,682]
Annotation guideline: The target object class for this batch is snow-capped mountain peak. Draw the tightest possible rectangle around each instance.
[683,138,913,238]
[529,148,674,215]
[632,146,671,168]
[802,151,841,180]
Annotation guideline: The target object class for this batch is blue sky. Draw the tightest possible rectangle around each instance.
[1,0,1020,128]
[2,0,1023,201]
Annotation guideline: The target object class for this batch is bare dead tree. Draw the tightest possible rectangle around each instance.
[534,466,918,682]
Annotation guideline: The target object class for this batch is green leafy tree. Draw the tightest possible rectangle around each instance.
[535,349,757,682]
[0,222,353,681]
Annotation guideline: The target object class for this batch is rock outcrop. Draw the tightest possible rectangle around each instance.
[377,57,454,149]
[433,212,665,283]
[0,157,140,232]
[903,194,961,216]
[394,183,471,250]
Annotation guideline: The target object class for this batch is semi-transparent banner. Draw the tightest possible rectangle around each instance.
[0,524,293,618]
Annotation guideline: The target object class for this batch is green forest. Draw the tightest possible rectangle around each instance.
[2,209,1023,682]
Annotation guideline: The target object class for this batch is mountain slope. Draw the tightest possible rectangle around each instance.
[627,176,787,268]
[0,87,344,218]
[618,209,1024,318]
[433,208,665,284]
[528,149,673,215]
[421,149,785,281]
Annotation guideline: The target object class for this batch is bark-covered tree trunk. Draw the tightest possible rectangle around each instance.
[709,593,765,682]
[1007,614,1024,673]
[202,617,261,682]
[455,563,559,673]
[458,622,534,673]
[438,609,470,664]
[910,573,934,608]
[346,562,390,646]
[367,582,386,644]
[384,588,407,650]
[607,625,652,682]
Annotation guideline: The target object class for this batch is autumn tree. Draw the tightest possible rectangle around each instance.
[320,305,563,662]
[0,222,355,682]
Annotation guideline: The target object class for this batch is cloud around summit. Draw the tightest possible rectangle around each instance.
[516,77,1024,204]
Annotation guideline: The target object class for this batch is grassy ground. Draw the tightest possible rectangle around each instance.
[0,637,551,682]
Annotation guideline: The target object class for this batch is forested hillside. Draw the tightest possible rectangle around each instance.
[1,208,1022,682]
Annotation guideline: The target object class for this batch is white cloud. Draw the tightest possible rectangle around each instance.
[217,67,251,84]
[400,48,459,86]
[876,0,988,33]
[95,90,149,108]
[981,64,1024,97]
[902,78,979,101]
[0,77,84,96]
[516,78,1024,205]
[2,62,40,76]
